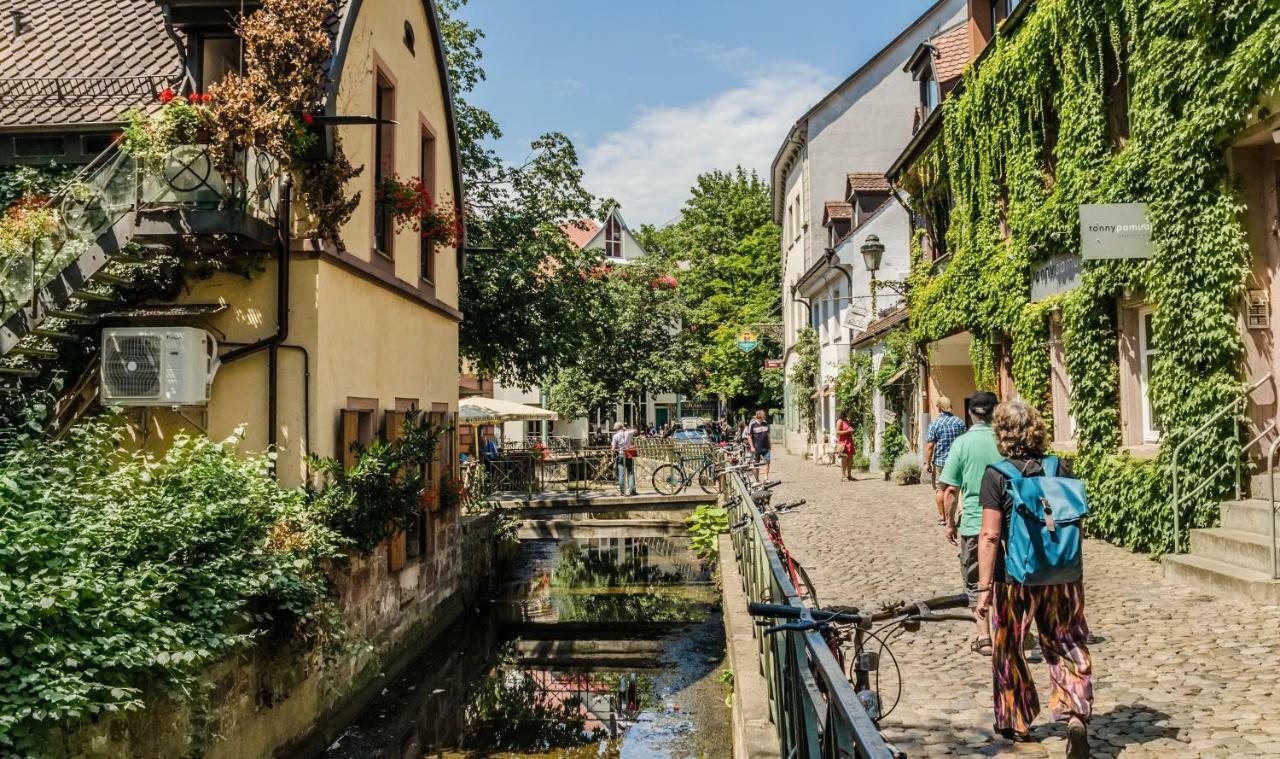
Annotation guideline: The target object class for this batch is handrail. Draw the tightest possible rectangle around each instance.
[1169,373,1272,554]
[1268,433,1280,580]
[722,471,895,758]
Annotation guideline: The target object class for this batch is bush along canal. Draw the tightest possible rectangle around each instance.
[319,513,732,759]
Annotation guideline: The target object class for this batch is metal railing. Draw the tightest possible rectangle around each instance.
[0,142,282,326]
[1169,373,1275,555]
[0,75,179,105]
[723,471,895,758]
[479,439,720,498]
[1266,435,1280,579]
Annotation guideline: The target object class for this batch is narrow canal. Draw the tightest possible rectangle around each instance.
[321,522,731,759]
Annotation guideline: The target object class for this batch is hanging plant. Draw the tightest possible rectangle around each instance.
[120,98,207,169]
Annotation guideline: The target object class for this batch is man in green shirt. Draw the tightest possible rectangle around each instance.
[939,391,1001,654]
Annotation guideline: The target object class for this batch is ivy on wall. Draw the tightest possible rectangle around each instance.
[903,1,1280,553]
[834,351,875,451]
[789,328,820,443]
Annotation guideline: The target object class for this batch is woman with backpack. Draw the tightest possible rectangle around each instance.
[974,400,1092,758]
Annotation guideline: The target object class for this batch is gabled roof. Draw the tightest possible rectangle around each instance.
[931,24,971,82]
[0,0,185,129]
[823,201,853,225]
[581,207,647,259]
[847,172,892,197]
[560,220,599,249]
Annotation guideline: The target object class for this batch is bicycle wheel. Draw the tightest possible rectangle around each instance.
[652,464,686,495]
[792,561,821,608]
[696,463,719,494]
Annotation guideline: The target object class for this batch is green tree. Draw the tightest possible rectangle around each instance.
[547,259,696,419]
[638,169,782,410]
[438,1,613,388]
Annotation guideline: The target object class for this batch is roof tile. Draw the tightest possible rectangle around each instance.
[560,220,599,249]
[847,172,891,195]
[931,25,971,83]
[823,201,853,223]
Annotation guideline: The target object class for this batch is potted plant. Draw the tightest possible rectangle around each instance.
[892,453,923,486]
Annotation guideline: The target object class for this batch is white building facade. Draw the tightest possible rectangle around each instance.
[774,0,966,457]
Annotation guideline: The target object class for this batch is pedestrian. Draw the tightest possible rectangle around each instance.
[746,409,772,479]
[925,396,966,525]
[481,429,499,469]
[611,421,638,496]
[938,391,1001,656]
[835,409,856,481]
[975,400,1091,756]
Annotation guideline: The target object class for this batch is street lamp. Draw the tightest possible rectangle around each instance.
[861,235,886,316]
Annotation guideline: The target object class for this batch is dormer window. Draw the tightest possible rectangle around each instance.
[991,0,1024,31]
[198,35,240,90]
[605,216,622,258]
[920,68,940,112]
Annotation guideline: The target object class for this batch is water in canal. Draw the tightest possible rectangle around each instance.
[321,531,731,759]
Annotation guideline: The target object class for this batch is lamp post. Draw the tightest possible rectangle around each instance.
[860,234,886,317]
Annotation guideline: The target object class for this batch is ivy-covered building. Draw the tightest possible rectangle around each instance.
[888,0,1280,600]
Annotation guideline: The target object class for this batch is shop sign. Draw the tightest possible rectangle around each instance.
[735,331,759,353]
[763,358,783,369]
[1079,203,1153,260]
[1031,253,1083,302]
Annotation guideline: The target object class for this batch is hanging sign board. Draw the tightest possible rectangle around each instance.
[1079,203,1153,260]
[1031,253,1083,302]
[843,303,871,333]
[735,331,759,353]
[763,358,783,369]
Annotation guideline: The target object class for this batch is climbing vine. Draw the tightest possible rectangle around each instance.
[903,0,1280,553]
[834,351,875,451]
[789,328,819,443]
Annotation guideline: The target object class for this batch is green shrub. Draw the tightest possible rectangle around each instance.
[0,417,342,754]
[879,422,907,472]
[687,504,729,562]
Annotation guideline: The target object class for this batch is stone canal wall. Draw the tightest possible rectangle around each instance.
[718,534,781,759]
[58,513,500,759]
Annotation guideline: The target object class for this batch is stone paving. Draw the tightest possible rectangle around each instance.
[767,452,1280,758]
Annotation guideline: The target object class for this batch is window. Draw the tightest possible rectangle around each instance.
[373,71,396,257]
[199,36,240,90]
[920,69,940,112]
[1138,308,1161,443]
[13,135,64,157]
[605,216,622,258]
[991,0,1023,31]
[81,134,113,156]
[419,126,437,282]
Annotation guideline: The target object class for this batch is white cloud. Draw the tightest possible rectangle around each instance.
[582,62,834,227]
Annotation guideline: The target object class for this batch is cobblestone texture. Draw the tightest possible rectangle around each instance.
[768,453,1280,758]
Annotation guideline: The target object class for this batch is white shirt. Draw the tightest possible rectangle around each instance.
[611,429,634,450]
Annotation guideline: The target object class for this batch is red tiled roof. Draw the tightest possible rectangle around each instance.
[0,0,186,129]
[931,25,971,83]
[560,220,599,249]
[847,172,891,195]
[823,201,853,224]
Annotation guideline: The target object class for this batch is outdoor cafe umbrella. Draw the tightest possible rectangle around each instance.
[457,397,559,425]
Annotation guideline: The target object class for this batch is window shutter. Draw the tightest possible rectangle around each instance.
[384,410,409,572]
[340,409,362,470]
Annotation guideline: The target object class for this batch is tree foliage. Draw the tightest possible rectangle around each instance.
[438,0,613,388]
[638,168,782,410]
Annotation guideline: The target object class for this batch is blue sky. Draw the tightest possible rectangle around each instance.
[458,0,940,227]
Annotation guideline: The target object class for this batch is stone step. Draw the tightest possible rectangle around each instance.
[1220,499,1280,536]
[1162,553,1280,605]
[1190,527,1277,574]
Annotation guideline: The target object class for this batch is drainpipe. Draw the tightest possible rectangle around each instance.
[823,247,856,343]
[222,176,293,456]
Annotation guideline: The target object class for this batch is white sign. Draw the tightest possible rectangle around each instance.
[1031,254,1083,302]
[843,303,871,333]
[1080,203,1153,260]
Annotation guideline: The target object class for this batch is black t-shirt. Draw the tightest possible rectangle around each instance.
[978,457,1076,582]
[748,420,771,451]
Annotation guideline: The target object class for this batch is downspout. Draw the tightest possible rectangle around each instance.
[824,247,856,343]
[221,176,293,456]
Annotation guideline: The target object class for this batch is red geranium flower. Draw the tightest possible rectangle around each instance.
[201,93,213,103]
[158,88,175,104]
[302,113,314,125]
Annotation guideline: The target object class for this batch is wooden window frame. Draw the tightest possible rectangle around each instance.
[372,56,397,261]
[419,116,438,286]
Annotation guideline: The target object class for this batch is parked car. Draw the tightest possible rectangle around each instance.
[672,429,709,443]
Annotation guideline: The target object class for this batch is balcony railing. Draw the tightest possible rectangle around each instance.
[0,76,179,106]
[0,143,283,327]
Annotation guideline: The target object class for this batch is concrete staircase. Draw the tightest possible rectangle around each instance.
[1163,498,1280,604]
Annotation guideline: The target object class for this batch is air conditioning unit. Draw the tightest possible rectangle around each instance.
[101,327,219,407]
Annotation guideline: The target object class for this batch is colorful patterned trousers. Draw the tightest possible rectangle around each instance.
[990,580,1093,734]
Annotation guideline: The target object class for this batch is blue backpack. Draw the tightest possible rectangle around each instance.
[990,456,1088,586]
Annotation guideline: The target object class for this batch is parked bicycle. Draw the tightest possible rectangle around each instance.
[652,447,722,495]
[749,593,970,723]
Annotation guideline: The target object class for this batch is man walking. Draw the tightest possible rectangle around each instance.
[746,410,772,480]
[939,391,1001,656]
[611,422,638,496]
[925,396,966,525]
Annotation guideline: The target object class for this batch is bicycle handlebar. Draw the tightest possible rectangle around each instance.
[748,592,970,627]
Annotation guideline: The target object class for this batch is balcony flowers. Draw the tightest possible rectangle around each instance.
[0,196,58,261]
[377,174,463,248]
[121,96,206,168]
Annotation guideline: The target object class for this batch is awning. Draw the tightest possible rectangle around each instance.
[457,397,559,425]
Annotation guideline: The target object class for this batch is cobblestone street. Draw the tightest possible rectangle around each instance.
[768,453,1280,758]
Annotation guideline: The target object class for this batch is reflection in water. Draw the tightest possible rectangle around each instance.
[319,533,729,759]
